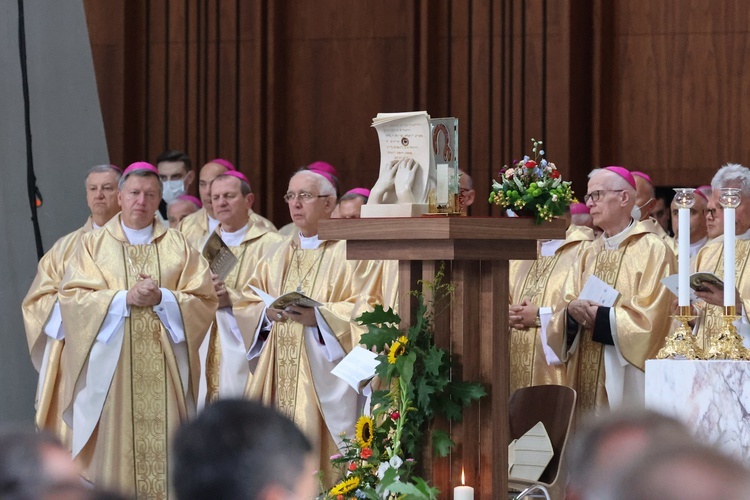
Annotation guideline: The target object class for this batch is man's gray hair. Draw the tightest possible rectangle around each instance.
[292,169,337,198]
[118,168,163,196]
[711,163,750,197]
[84,164,122,187]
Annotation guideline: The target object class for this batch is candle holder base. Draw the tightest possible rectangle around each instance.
[706,312,746,360]
[657,313,702,360]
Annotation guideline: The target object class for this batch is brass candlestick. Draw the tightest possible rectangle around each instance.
[658,306,703,360]
[705,306,747,360]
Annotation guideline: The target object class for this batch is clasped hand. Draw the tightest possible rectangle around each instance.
[212,272,232,308]
[693,282,741,308]
[369,158,419,204]
[266,305,318,326]
[567,299,600,328]
[509,299,539,329]
[126,274,162,306]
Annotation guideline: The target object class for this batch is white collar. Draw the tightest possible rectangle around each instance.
[220,224,248,247]
[602,219,635,250]
[540,239,565,257]
[299,233,323,250]
[121,220,153,245]
[207,214,220,234]
[689,236,708,259]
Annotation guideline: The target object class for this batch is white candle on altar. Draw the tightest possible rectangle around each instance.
[724,206,736,307]
[454,468,474,500]
[678,206,691,306]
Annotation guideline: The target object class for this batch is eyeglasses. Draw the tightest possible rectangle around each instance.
[583,189,625,203]
[283,191,330,203]
[705,207,722,219]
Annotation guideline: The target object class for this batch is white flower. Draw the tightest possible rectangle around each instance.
[539,150,545,156]
[505,168,515,179]
[552,194,558,202]
[377,461,390,479]
[389,456,404,469]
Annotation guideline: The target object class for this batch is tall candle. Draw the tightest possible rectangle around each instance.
[724,207,735,307]
[454,469,474,500]
[678,207,691,307]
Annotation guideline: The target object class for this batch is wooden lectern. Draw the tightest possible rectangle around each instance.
[319,216,566,497]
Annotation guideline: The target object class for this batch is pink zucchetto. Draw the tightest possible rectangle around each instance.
[123,161,159,175]
[345,188,371,199]
[570,202,590,215]
[603,166,637,190]
[222,170,250,185]
[631,171,653,185]
[694,185,711,202]
[306,168,334,186]
[307,161,339,178]
[177,194,202,209]
[208,158,236,171]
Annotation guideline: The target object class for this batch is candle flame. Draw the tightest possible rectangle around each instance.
[461,467,465,485]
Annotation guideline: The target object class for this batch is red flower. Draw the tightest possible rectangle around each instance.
[348,461,357,471]
[525,160,537,169]
[360,447,373,459]
[337,496,345,500]
[390,411,400,421]
[550,170,561,179]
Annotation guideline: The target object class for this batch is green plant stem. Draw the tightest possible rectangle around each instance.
[389,377,410,460]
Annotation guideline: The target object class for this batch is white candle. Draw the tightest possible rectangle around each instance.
[724,207,736,307]
[437,164,449,205]
[454,485,474,500]
[678,207,690,307]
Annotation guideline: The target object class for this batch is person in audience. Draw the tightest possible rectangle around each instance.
[547,167,676,414]
[58,162,217,497]
[566,409,693,500]
[458,169,476,214]
[691,164,750,351]
[172,399,317,500]
[178,159,275,249]
[633,171,676,251]
[653,186,674,236]
[670,185,709,259]
[22,164,122,450]
[156,150,195,218]
[235,169,383,486]
[508,210,594,391]
[200,172,283,405]
[605,442,750,500]
[167,194,202,229]
[337,188,370,219]
[569,202,596,233]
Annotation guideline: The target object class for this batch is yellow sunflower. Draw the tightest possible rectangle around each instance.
[387,337,408,364]
[355,415,374,448]
[329,476,360,496]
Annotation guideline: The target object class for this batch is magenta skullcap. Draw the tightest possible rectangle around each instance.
[570,202,590,215]
[208,158,236,171]
[603,166,636,190]
[123,161,159,175]
[631,171,653,185]
[345,188,371,198]
[222,170,250,185]
[177,194,203,208]
[694,185,711,202]
[305,169,335,186]
[307,161,339,178]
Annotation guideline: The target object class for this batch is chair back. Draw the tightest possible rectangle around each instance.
[508,384,576,484]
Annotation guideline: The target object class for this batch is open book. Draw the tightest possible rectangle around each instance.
[690,272,724,292]
[202,232,238,280]
[249,285,323,310]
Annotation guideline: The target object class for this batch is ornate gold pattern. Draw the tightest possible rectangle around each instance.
[124,244,168,499]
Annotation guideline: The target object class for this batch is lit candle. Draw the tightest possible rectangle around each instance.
[674,190,693,307]
[724,206,735,307]
[454,468,474,500]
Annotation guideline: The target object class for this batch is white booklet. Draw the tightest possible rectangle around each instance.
[579,275,620,307]
[660,274,699,303]
[330,346,380,393]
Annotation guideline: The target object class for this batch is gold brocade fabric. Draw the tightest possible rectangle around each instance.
[236,234,384,487]
[59,215,217,498]
[693,239,750,351]
[22,218,94,448]
[547,221,676,414]
[508,225,594,392]
[204,225,284,404]
[177,207,277,250]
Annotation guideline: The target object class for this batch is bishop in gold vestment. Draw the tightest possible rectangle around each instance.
[22,165,122,448]
[59,164,217,498]
[237,170,383,486]
[548,168,676,415]
[508,224,594,392]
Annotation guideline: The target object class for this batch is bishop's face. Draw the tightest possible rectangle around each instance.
[286,173,334,237]
[86,170,120,223]
[118,173,162,230]
[198,162,230,215]
[211,177,252,232]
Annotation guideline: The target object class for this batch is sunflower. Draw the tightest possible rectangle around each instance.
[329,476,360,496]
[355,415,374,448]
[387,337,408,364]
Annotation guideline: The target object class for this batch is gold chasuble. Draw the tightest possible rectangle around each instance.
[508,225,594,392]
[203,225,284,404]
[22,218,94,448]
[693,239,750,351]
[237,234,383,486]
[178,206,276,250]
[59,215,217,498]
[548,221,676,415]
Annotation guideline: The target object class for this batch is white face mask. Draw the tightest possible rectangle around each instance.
[162,180,186,204]
[631,198,653,221]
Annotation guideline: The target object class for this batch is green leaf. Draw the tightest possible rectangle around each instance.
[360,324,402,351]
[431,429,455,457]
[357,303,401,326]
[423,348,444,377]
[387,481,434,498]
[397,351,417,384]
[434,394,463,421]
[447,381,487,407]
[415,376,437,410]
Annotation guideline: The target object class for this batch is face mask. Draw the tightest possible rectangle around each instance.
[162,180,186,204]
[631,198,653,221]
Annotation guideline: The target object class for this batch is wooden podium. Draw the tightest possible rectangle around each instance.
[319,216,566,497]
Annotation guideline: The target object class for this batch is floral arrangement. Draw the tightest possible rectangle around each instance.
[324,268,486,499]
[489,138,576,223]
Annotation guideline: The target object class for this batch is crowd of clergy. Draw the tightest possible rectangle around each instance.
[19,151,750,498]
